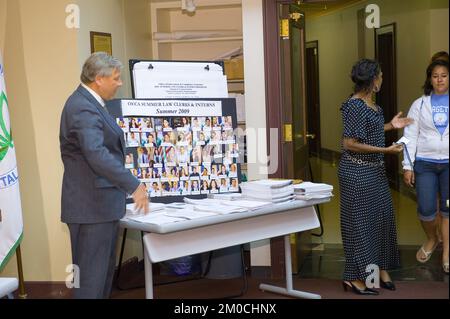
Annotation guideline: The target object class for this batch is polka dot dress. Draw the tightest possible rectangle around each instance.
[338,98,400,282]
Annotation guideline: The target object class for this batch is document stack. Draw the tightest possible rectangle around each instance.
[240,179,295,203]
[293,182,333,200]
[184,197,271,214]
[207,193,243,201]
[126,202,166,215]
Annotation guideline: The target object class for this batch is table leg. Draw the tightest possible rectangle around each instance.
[116,228,128,282]
[144,245,154,299]
[259,235,321,299]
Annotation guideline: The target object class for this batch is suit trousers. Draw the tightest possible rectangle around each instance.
[67,221,119,299]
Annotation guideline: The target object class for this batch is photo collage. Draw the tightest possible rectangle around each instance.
[117,116,240,198]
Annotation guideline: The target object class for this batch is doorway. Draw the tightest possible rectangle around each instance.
[375,23,398,189]
[305,41,321,157]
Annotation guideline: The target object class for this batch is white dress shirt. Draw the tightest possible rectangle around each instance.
[81,83,106,108]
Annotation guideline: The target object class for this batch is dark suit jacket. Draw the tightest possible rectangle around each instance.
[60,85,140,224]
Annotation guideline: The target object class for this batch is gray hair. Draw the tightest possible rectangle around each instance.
[80,52,123,84]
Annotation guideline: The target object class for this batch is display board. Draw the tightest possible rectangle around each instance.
[106,98,242,203]
[129,60,228,99]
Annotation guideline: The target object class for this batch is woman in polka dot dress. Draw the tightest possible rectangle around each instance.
[338,59,413,295]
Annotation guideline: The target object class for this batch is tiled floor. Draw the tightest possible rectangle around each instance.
[298,245,449,283]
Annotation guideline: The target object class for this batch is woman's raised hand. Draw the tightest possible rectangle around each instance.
[390,112,414,129]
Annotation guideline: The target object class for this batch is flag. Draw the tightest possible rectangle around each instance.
[0,53,23,271]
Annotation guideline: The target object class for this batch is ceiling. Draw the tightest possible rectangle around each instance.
[148,0,366,18]
[296,0,366,18]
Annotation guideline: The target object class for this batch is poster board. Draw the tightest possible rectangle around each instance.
[129,60,228,99]
[106,98,242,204]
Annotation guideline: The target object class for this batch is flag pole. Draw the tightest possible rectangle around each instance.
[16,245,27,299]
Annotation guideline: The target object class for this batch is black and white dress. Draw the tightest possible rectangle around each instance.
[338,97,400,281]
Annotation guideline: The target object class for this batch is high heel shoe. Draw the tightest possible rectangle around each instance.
[380,279,396,291]
[342,281,379,295]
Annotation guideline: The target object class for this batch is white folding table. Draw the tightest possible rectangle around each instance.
[120,198,330,299]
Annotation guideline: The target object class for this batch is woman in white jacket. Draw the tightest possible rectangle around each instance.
[403,58,449,274]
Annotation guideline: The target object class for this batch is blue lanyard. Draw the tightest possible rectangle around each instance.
[401,142,414,168]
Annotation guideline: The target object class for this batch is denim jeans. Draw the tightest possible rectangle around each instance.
[414,160,449,221]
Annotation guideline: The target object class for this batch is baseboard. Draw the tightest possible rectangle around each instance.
[15,281,72,299]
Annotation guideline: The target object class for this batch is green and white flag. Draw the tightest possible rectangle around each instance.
[0,53,23,271]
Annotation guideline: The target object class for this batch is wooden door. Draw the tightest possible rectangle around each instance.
[306,41,321,157]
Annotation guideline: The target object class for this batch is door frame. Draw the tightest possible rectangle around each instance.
[263,0,293,180]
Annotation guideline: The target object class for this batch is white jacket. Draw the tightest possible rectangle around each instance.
[402,95,449,170]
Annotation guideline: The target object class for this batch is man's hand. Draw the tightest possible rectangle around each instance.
[403,170,415,188]
[132,183,150,214]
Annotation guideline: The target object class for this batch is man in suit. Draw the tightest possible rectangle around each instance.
[60,52,149,299]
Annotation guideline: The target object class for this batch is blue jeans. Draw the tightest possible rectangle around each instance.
[414,160,449,221]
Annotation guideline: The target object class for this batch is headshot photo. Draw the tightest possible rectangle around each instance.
[129,117,141,132]
[125,153,134,169]
[116,117,129,132]
[126,132,140,147]
[210,179,219,193]
[142,118,154,132]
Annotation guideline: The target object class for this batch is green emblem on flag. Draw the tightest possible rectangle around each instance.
[0,91,13,161]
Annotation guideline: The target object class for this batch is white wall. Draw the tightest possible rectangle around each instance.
[124,0,153,62]
[0,0,6,50]
[430,8,449,55]
[242,0,270,266]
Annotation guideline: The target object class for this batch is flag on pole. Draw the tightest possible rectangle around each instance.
[0,53,23,271]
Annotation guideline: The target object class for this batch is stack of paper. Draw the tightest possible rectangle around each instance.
[225,200,273,210]
[126,212,185,225]
[184,197,272,214]
[126,202,166,216]
[193,204,248,215]
[126,205,220,225]
[240,179,295,203]
[164,208,219,220]
[293,182,334,200]
[183,198,218,206]
[184,198,246,214]
[207,193,243,201]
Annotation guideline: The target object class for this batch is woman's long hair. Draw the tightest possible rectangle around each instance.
[423,59,449,96]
